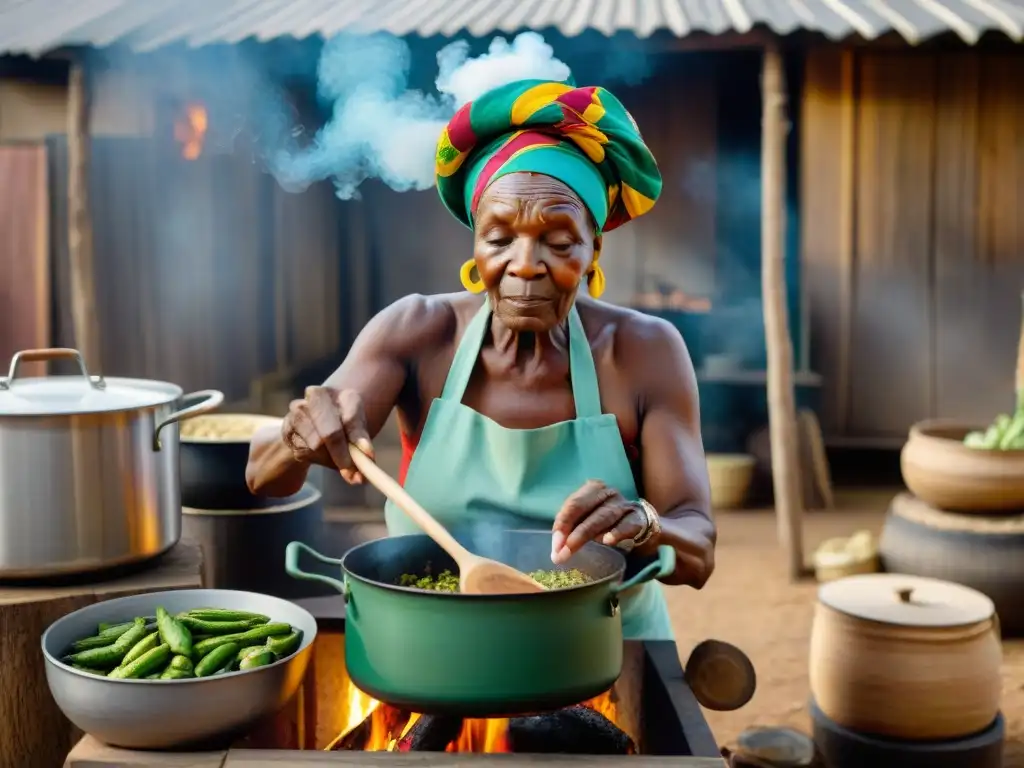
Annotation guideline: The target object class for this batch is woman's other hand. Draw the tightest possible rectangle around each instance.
[282,386,376,484]
[550,480,647,564]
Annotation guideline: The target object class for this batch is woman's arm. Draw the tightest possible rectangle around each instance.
[632,316,716,588]
[548,312,716,586]
[246,294,452,497]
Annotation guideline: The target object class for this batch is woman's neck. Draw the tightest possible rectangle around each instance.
[489,314,570,370]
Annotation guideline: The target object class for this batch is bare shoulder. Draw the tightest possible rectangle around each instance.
[577,300,691,363]
[368,292,480,360]
[576,299,697,398]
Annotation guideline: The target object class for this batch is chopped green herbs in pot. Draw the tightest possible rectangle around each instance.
[398,568,592,592]
[528,568,593,589]
[399,570,461,591]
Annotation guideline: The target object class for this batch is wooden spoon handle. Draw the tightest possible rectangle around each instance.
[347,443,469,562]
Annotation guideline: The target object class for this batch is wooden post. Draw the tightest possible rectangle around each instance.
[67,60,102,367]
[761,41,806,581]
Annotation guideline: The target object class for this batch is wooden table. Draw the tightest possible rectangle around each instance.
[66,735,726,767]
[1,542,205,768]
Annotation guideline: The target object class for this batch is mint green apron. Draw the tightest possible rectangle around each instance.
[385,300,675,640]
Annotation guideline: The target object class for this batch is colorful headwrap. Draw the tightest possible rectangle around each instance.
[435,79,663,237]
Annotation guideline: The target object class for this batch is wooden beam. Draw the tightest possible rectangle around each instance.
[67,60,102,368]
[836,48,856,433]
[760,41,807,581]
[1017,291,1024,407]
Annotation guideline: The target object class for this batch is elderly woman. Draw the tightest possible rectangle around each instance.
[246,80,715,640]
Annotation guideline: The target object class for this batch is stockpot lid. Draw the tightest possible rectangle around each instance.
[0,348,181,416]
[818,573,995,628]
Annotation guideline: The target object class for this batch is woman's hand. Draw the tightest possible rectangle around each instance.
[282,386,375,484]
[550,480,647,564]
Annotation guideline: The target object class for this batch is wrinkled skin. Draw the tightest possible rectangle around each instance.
[247,172,716,588]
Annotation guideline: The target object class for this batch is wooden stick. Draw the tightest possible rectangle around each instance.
[836,48,856,433]
[67,61,101,368]
[761,41,807,581]
[1016,291,1024,409]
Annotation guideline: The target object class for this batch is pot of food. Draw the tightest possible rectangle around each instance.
[0,348,223,579]
[901,419,1024,512]
[179,413,283,509]
[285,531,675,717]
[183,484,333,599]
[809,573,1001,741]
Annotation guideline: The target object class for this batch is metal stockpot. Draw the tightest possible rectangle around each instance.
[0,348,223,579]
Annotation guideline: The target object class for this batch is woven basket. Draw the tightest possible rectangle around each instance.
[707,453,756,510]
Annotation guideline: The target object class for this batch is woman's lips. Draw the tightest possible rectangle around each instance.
[502,296,553,307]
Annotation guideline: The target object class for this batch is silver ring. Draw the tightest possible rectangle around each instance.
[632,499,660,548]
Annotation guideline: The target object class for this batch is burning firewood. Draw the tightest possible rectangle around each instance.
[507,705,635,754]
[329,705,411,751]
[331,716,374,751]
[393,714,465,752]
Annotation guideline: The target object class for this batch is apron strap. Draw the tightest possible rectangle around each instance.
[439,299,604,420]
[440,299,491,402]
[567,304,603,419]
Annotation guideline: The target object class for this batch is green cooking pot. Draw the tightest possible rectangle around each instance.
[285,530,674,716]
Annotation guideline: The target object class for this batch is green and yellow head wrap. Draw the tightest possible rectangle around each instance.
[435,79,662,298]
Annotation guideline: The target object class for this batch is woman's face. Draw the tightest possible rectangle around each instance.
[472,172,599,333]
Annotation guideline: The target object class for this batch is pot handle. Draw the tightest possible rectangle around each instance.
[610,545,676,594]
[0,348,105,391]
[285,541,348,596]
[152,389,225,450]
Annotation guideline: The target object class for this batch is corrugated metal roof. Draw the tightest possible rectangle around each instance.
[0,0,1020,56]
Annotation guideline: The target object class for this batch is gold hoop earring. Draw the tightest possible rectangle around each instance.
[587,265,606,299]
[460,259,486,294]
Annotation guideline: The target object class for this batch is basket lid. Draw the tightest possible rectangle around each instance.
[818,573,994,628]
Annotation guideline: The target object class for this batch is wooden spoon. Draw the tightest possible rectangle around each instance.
[347,443,545,595]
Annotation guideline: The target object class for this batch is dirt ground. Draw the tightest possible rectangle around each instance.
[668,488,1024,766]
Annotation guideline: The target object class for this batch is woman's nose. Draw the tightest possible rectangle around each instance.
[507,240,546,279]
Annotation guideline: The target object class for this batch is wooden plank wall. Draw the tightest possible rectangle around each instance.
[0,143,49,378]
[47,137,346,400]
[802,47,1024,442]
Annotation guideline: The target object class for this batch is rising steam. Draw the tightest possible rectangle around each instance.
[269,32,571,199]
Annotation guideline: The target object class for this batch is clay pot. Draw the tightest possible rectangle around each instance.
[809,574,1001,741]
[901,419,1024,512]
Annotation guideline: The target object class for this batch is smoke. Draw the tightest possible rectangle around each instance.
[269,31,571,200]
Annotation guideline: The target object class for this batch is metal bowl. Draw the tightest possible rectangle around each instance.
[41,589,316,749]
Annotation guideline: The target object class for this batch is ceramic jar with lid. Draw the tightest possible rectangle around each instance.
[809,573,1001,741]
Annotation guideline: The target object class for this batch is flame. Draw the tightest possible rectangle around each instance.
[329,687,624,753]
[174,102,208,161]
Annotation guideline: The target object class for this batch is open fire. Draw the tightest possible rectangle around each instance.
[174,102,208,160]
[328,683,636,755]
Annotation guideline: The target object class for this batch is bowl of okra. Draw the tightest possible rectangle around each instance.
[41,588,316,749]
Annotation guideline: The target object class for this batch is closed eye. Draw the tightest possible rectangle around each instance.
[545,239,576,253]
